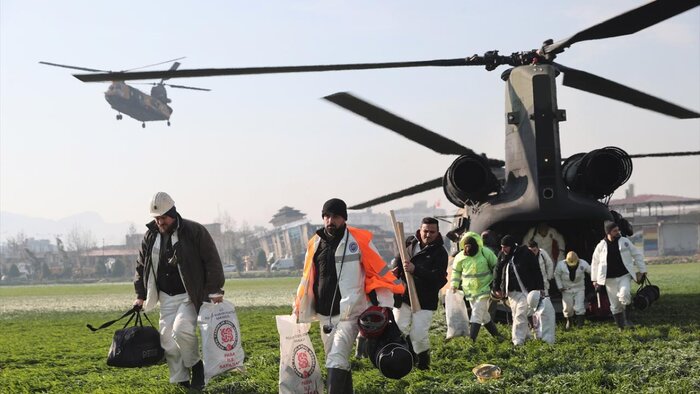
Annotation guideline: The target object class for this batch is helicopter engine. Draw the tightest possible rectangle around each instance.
[562,147,633,199]
[443,153,500,206]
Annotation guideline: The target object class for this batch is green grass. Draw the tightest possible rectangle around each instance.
[1,263,698,393]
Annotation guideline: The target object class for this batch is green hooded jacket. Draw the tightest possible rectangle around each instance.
[451,231,498,301]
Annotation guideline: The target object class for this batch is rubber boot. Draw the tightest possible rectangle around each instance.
[575,315,585,328]
[355,336,367,359]
[469,323,481,342]
[565,317,572,330]
[416,351,430,370]
[190,360,205,390]
[622,310,636,328]
[613,312,625,330]
[484,321,503,341]
[327,368,353,394]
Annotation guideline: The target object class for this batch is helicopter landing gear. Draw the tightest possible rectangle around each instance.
[142,122,146,128]
[116,114,123,120]
[167,120,171,126]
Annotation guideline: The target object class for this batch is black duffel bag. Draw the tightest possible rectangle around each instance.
[633,276,660,311]
[87,307,164,368]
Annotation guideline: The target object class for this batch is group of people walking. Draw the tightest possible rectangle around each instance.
[129,192,647,392]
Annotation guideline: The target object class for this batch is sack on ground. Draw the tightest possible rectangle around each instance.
[198,300,245,384]
[532,297,555,344]
[445,290,470,339]
[277,315,323,394]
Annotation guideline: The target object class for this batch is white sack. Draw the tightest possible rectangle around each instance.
[277,315,323,394]
[445,290,470,340]
[198,300,245,384]
[532,297,556,344]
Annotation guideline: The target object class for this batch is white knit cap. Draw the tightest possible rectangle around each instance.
[149,192,175,217]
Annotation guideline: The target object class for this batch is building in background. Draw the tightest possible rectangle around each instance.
[609,186,700,256]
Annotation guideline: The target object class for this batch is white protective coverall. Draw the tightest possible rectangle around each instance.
[523,225,566,262]
[554,259,591,317]
[591,237,646,315]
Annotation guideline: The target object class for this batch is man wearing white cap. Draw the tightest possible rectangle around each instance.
[133,192,225,390]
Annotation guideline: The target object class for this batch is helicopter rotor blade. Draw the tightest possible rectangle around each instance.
[324,92,504,167]
[39,61,108,73]
[73,58,474,82]
[628,151,700,159]
[544,0,700,56]
[561,151,700,161]
[349,177,443,210]
[556,63,700,119]
[122,57,187,73]
[165,83,211,91]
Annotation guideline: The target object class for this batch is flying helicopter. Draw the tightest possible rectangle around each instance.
[39,58,211,128]
[72,0,698,262]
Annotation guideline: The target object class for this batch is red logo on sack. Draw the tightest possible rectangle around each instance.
[292,344,316,378]
[214,320,238,351]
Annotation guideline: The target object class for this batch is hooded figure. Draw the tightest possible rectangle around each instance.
[450,232,502,342]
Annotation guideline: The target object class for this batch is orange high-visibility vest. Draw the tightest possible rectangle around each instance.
[294,226,404,322]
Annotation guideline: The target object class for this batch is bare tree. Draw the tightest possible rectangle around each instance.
[66,225,96,278]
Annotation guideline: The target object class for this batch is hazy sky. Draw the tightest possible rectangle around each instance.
[1,1,699,233]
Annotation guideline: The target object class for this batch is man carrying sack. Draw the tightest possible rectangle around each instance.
[293,198,404,394]
[132,192,226,390]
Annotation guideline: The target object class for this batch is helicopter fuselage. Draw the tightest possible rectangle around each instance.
[463,65,614,261]
[104,81,172,122]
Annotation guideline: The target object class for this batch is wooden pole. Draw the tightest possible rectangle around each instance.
[390,211,421,312]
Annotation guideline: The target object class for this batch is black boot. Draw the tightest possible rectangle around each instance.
[622,310,635,328]
[613,312,625,330]
[484,321,502,341]
[469,323,481,342]
[575,315,585,328]
[190,360,205,390]
[416,351,430,370]
[565,317,572,330]
[327,368,353,394]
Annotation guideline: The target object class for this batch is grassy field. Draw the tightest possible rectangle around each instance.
[1,263,699,393]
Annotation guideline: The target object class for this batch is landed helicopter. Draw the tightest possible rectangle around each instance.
[73,1,699,262]
[40,58,210,128]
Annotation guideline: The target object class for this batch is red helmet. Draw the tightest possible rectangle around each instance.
[357,306,389,338]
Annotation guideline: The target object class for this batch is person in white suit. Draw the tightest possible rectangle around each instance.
[554,251,591,329]
[591,222,646,330]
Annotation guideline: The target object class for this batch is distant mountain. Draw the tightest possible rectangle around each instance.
[0,211,132,245]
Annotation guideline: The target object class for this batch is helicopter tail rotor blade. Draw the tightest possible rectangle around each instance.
[349,177,443,210]
[165,83,211,91]
[123,57,187,73]
[39,61,108,73]
[160,62,182,83]
[73,58,471,82]
[324,92,504,167]
[544,0,700,55]
[557,63,700,119]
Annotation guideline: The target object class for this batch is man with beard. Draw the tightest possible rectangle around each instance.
[133,192,225,390]
[391,217,448,370]
[591,221,646,330]
[492,235,544,346]
[293,198,404,393]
